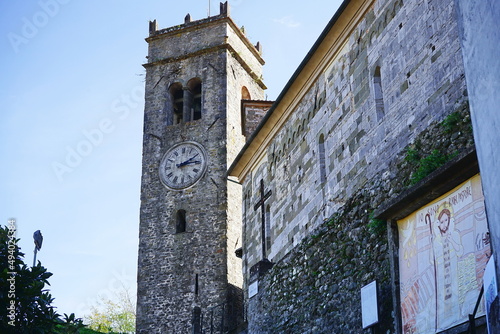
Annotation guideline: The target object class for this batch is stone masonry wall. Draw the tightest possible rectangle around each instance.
[241,0,474,332]
[247,105,475,334]
[243,0,468,286]
[137,14,265,334]
[138,48,231,334]
[242,101,274,140]
[226,25,266,293]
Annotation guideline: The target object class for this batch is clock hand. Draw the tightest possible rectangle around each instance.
[183,160,201,165]
[176,154,200,167]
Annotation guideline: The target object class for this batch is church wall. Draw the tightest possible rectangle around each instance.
[243,0,468,285]
[241,0,475,332]
[245,105,475,333]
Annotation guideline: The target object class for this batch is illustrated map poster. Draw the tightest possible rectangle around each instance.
[398,174,490,333]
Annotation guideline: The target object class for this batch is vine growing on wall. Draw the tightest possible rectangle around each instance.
[368,211,386,235]
[441,111,464,133]
[404,147,455,186]
[403,108,473,186]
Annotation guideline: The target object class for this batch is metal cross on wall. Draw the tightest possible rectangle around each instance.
[254,179,272,260]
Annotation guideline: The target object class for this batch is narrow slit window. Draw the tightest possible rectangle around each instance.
[265,205,271,254]
[176,209,186,233]
[170,83,184,125]
[186,78,202,121]
[240,86,251,136]
[319,134,327,183]
[192,82,202,121]
[374,66,385,121]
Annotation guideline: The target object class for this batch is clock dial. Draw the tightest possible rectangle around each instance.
[159,141,208,190]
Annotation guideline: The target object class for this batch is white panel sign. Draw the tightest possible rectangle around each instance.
[361,280,378,329]
[249,281,258,298]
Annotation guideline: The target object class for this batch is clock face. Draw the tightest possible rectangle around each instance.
[159,141,208,190]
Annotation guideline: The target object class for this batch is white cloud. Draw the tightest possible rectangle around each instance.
[273,15,301,28]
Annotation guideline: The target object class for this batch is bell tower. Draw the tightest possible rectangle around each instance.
[136,3,266,333]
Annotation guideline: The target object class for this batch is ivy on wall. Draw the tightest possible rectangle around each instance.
[402,107,474,186]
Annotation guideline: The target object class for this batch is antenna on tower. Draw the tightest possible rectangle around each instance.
[208,0,211,17]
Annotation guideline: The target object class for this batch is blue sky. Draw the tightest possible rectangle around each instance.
[0,0,343,318]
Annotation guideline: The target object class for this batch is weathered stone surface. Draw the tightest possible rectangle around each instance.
[137,12,265,334]
[237,0,478,332]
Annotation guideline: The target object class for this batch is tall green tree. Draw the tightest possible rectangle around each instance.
[0,225,101,334]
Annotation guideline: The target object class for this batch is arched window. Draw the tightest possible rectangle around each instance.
[176,209,186,233]
[168,80,202,125]
[240,86,252,136]
[265,204,271,254]
[169,83,184,125]
[241,86,251,100]
[319,134,327,183]
[187,78,202,121]
[374,66,385,121]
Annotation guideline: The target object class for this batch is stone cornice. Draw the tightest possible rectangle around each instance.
[143,43,266,90]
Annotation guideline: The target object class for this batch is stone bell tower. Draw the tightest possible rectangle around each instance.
[136,3,266,333]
